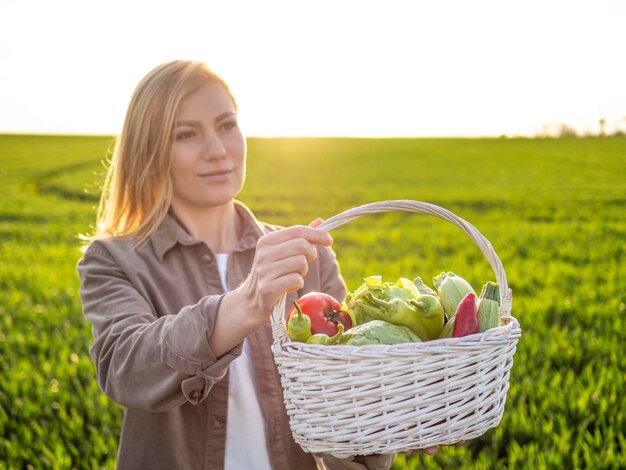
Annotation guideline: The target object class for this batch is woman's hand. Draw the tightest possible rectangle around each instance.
[241,219,332,319]
[402,446,438,456]
[209,219,331,357]
[402,441,466,456]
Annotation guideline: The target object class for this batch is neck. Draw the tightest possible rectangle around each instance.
[171,200,242,253]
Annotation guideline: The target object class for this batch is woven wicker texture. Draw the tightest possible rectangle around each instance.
[270,200,521,457]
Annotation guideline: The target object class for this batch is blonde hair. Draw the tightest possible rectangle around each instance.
[83,60,236,248]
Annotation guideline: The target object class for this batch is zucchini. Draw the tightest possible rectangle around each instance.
[477,281,501,332]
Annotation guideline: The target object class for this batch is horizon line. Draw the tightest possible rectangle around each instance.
[0,131,551,140]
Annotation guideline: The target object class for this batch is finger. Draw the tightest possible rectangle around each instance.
[274,272,306,295]
[264,225,332,247]
[308,218,324,228]
[403,446,438,456]
[256,254,310,287]
[251,265,308,310]
[270,254,309,279]
[260,238,318,264]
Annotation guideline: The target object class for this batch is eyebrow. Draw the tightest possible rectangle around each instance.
[174,111,236,128]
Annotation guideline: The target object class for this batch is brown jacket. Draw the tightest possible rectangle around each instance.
[77,201,394,470]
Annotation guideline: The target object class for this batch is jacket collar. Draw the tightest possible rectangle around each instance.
[151,200,266,262]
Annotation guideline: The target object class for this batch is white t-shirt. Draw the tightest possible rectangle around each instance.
[216,253,272,470]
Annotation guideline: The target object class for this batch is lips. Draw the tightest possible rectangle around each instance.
[198,169,233,177]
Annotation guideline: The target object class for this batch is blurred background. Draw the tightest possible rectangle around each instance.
[1,0,625,138]
[1,1,624,469]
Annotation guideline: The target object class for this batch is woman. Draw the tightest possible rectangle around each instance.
[78,60,433,469]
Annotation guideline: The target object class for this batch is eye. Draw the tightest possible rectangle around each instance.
[175,131,196,141]
[220,120,238,132]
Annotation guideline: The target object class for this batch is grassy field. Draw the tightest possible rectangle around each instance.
[0,134,625,469]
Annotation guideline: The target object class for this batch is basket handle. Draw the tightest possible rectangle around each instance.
[271,200,513,343]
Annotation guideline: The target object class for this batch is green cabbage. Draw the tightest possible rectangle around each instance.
[338,320,421,346]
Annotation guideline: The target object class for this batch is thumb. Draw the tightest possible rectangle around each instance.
[308,218,324,228]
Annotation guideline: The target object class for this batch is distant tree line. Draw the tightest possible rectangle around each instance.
[537,117,626,138]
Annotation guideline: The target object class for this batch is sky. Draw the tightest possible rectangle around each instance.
[1,0,625,138]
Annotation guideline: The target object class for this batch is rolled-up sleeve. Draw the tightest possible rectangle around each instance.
[77,242,242,412]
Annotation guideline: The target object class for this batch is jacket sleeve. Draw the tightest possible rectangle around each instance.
[77,242,243,412]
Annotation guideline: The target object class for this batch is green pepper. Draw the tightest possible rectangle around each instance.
[363,293,425,340]
[409,294,445,340]
[305,324,344,345]
[364,293,444,341]
[287,300,312,342]
[413,276,437,297]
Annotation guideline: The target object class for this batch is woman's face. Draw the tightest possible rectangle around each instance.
[169,82,245,212]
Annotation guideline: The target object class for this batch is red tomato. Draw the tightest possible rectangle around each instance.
[287,292,352,336]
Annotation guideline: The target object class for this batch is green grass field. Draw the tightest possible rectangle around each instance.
[1,134,625,469]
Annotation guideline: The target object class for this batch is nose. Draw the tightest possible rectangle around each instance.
[203,130,227,160]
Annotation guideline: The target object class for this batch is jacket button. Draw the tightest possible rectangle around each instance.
[201,255,211,263]
[213,417,226,428]
[190,390,202,400]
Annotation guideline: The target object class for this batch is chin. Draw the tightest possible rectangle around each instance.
[199,188,240,208]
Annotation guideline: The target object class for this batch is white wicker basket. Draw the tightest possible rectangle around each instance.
[271,200,521,458]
